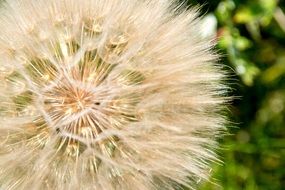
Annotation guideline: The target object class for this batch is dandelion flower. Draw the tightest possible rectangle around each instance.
[0,0,228,189]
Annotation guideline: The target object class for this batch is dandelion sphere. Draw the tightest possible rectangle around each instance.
[0,0,228,189]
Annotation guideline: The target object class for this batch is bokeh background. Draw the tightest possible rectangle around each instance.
[184,0,285,189]
[0,0,284,189]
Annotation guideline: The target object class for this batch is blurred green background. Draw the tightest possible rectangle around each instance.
[184,0,285,189]
[0,0,284,189]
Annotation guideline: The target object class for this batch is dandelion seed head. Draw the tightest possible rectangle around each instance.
[0,0,228,189]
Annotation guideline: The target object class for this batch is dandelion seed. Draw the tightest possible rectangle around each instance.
[0,0,229,189]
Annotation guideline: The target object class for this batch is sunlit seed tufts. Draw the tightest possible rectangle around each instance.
[0,0,229,190]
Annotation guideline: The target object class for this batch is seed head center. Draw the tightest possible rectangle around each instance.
[62,88,94,114]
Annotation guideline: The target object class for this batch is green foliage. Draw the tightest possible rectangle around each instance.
[186,0,285,189]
